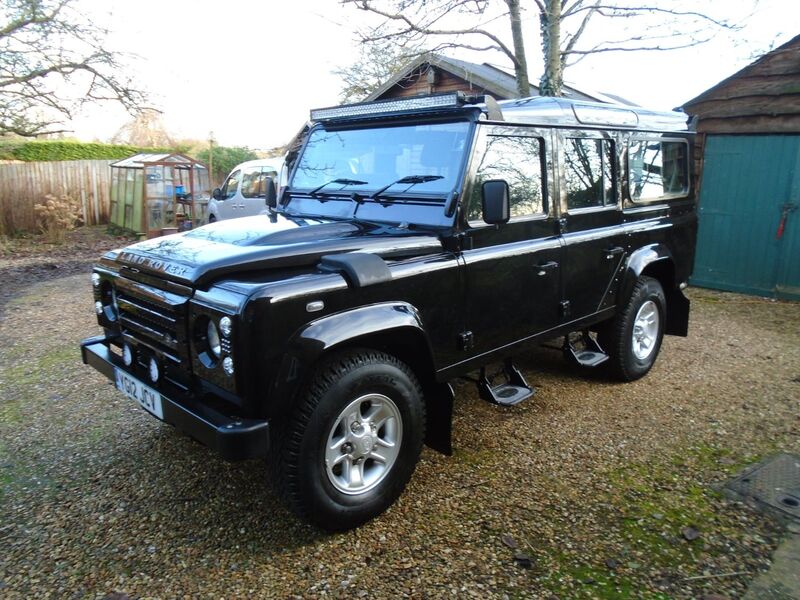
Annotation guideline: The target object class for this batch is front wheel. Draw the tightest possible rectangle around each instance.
[276,349,425,531]
[601,276,666,381]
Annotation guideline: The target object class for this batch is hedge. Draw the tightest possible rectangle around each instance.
[0,140,174,162]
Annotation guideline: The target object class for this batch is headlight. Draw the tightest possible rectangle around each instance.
[219,316,232,337]
[207,320,222,358]
[222,356,234,376]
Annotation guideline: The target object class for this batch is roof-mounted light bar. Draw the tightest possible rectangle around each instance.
[310,92,469,122]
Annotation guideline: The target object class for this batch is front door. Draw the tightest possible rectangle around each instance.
[461,125,563,358]
[218,169,242,220]
[558,132,625,320]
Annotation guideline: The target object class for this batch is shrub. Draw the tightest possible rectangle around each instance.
[34,194,80,242]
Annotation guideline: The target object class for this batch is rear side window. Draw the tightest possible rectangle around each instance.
[564,138,614,210]
[241,167,278,198]
[629,139,688,201]
[468,134,545,221]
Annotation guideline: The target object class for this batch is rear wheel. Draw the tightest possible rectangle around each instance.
[601,276,666,381]
[208,214,217,223]
[275,349,425,531]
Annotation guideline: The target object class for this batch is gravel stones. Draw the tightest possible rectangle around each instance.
[0,260,798,598]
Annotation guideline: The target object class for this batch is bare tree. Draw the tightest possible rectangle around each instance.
[343,0,531,97]
[110,108,173,148]
[0,0,146,137]
[333,39,424,103]
[343,0,744,97]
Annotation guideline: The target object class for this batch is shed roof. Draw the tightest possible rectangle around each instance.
[366,53,637,105]
[683,34,800,109]
[110,152,207,169]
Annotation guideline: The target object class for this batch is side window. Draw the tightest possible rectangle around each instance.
[629,139,688,201]
[241,168,278,198]
[221,170,241,199]
[468,134,545,222]
[564,138,614,210]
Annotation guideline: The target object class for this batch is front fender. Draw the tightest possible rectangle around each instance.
[267,302,433,417]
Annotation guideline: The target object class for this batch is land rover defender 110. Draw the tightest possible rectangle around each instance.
[81,92,696,530]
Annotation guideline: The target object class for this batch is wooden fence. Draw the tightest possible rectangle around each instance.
[0,159,114,234]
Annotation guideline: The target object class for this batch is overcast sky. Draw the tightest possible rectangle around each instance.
[68,0,795,150]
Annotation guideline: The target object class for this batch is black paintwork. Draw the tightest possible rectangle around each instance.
[82,103,697,460]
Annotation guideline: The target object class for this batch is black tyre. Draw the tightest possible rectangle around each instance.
[276,349,425,531]
[602,276,666,382]
[208,214,217,223]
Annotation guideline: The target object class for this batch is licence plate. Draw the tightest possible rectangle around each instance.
[115,368,164,419]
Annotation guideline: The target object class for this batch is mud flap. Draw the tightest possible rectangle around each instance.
[424,382,454,456]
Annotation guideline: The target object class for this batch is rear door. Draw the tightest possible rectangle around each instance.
[558,131,625,320]
[240,166,279,216]
[461,125,563,357]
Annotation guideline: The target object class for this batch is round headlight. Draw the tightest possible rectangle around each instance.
[222,356,234,376]
[94,301,104,315]
[207,320,222,358]
[91,273,101,287]
[219,316,233,338]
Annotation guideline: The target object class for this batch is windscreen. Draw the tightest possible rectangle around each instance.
[291,121,470,198]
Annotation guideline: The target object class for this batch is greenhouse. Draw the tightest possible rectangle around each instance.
[109,153,210,237]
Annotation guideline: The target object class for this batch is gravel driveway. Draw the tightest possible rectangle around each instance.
[1,269,798,599]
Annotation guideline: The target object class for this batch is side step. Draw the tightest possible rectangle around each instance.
[477,359,535,406]
[564,330,609,368]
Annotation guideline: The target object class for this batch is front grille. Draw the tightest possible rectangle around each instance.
[115,277,190,364]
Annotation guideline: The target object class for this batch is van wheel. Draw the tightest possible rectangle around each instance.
[276,349,425,531]
[602,276,666,382]
[208,214,216,223]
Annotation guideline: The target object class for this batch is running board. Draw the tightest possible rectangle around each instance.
[564,330,609,368]
[478,359,535,406]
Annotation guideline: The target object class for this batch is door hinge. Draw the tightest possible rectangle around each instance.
[442,232,473,253]
[458,330,474,351]
[560,300,571,319]
[557,217,568,235]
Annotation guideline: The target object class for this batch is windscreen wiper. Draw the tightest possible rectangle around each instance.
[308,178,368,197]
[369,175,444,201]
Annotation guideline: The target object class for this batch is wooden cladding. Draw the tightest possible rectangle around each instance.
[684,36,800,134]
[381,68,504,100]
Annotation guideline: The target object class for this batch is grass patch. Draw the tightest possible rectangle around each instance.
[536,444,767,599]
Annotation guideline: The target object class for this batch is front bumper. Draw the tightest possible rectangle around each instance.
[80,336,269,461]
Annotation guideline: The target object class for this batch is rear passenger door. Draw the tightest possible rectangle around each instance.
[240,166,279,216]
[461,125,563,356]
[558,132,626,320]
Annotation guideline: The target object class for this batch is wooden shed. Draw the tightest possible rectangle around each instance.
[366,53,636,105]
[683,34,800,300]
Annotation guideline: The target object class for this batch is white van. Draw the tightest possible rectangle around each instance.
[208,158,284,222]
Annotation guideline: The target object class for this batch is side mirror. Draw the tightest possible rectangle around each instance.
[482,180,510,225]
[212,187,223,200]
[264,176,277,209]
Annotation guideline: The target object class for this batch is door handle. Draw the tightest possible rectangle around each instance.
[535,261,558,276]
[604,246,625,260]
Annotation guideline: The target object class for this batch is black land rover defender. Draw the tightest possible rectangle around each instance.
[81,92,696,530]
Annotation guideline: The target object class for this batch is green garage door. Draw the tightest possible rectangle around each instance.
[692,135,800,300]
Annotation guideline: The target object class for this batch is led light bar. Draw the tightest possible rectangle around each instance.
[310,92,466,121]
